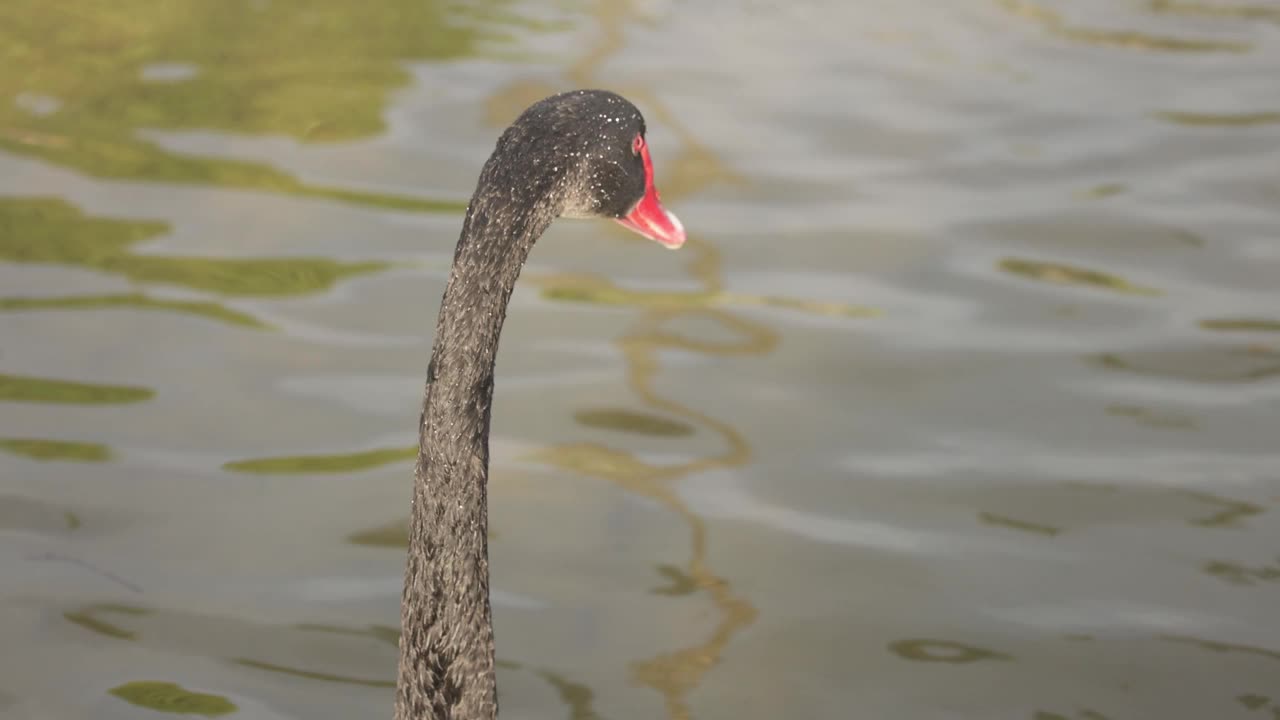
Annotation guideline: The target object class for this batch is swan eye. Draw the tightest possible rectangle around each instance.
[632,133,644,156]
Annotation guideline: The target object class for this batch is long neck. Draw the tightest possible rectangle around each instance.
[395,186,555,720]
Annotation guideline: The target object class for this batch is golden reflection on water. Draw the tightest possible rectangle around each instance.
[995,0,1251,52]
[535,272,879,319]
[8,2,1276,717]
[488,3,781,718]
[532,669,606,720]
[529,211,765,720]
[230,415,698,478]
[206,1,878,707]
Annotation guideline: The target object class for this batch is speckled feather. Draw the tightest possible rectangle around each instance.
[395,90,650,720]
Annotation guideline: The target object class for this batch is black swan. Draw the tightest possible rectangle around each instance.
[394,90,684,720]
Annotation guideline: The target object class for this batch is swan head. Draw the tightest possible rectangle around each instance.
[498,89,685,249]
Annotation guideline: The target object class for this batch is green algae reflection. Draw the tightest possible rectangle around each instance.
[977,510,1061,537]
[888,638,1011,664]
[1155,110,1280,127]
[223,446,416,474]
[1077,182,1127,199]
[0,437,111,462]
[1106,403,1195,430]
[0,293,268,329]
[347,517,498,547]
[0,373,153,405]
[1149,0,1280,23]
[64,603,149,640]
[1200,317,1280,333]
[109,681,236,717]
[1093,346,1280,383]
[574,407,695,437]
[1204,558,1280,586]
[233,658,393,689]
[999,258,1161,296]
[0,197,386,296]
[0,0,507,211]
[347,519,410,548]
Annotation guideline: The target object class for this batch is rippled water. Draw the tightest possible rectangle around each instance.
[2,1,1279,718]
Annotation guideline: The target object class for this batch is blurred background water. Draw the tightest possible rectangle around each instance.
[2,1,1279,718]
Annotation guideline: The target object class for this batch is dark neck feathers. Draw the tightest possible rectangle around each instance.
[394,144,561,720]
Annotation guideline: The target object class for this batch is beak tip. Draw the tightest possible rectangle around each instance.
[614,204,686,249]
[663,210,686,249]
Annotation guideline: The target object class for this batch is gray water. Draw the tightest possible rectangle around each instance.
[2,1,1279,718]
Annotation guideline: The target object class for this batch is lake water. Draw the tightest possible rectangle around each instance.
[2,1,1279,718]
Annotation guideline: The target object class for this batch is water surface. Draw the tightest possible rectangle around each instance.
[2,1,1279,718]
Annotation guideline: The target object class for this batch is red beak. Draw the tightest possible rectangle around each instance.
[613,143,685,249]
